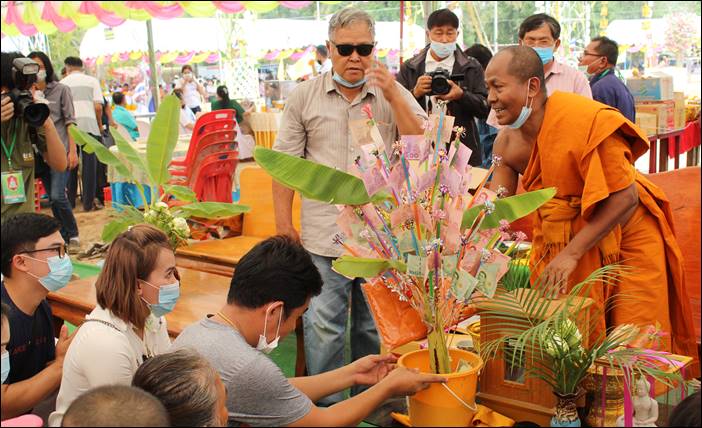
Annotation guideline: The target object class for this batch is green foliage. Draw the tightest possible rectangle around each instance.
[146,95,181,186]
[254,147,372,205]
[173,202,250,219]
[481,265,683,395]
[461,187,556,230]
[332,256,407,278]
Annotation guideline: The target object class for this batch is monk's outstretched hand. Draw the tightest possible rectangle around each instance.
[542,251,579,298]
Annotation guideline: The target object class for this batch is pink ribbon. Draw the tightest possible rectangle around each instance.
[129,1,184,19]
[205,53,220,64]
[213,1,246,13]
[5,1,38,36]
[119,52,131,61]
[174,51,195,64]
[42,1,76,33]
[623,367,633,428]
[280,1,313,9]
[81,2,126,27]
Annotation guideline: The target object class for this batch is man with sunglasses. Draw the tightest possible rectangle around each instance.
[397,8,489,167]
[578,36,635,122]
[273,7,426,407]
[1,213,76,419]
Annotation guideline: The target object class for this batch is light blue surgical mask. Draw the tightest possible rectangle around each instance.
[430,41,456,59]
[25,255,74,292]
[533,46,554,65]
[508,78,535,129]
[142,280,180,318]
[332,72,366,88]
[1,351,9,384]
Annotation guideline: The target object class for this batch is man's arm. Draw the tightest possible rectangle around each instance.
[0,363,62,419]
[41,118,68,171]
[289,365,354,403]
[94,102,104,130]
[366,62,425,135]
[272,181,299,240]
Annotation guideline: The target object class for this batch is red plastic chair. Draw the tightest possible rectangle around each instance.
[170,129,237,177]
[171,110,236,168]
[191,152,239,202]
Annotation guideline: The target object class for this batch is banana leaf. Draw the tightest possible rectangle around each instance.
[162,184,197,203]
[70,127,133,182]
[461,187,556,230]
[254,147,372,205]
[112,129,152,186]
[173,202,250,219]
[146,95,181,186]
[332,256,407,278]
[102,217,140,242]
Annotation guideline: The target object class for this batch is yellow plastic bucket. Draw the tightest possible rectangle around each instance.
[468,320,481,353]
[398,348,483,427]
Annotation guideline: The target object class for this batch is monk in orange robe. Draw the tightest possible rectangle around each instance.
[485,46,699,376]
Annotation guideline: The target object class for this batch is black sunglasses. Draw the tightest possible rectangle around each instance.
[331,42,376,57]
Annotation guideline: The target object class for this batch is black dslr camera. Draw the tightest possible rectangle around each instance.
[3,57,50,127]
[427,67,464,96]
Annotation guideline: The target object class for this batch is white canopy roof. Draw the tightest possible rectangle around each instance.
[606,18,701,48]
[80,18,426,58]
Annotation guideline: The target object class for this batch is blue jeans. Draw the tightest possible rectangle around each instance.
[37,168,79,241]
[303,254,380,405]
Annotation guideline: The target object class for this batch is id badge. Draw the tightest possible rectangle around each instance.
[2,170,27,204]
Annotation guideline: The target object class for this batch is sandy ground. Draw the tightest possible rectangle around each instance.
[39,200,114,256]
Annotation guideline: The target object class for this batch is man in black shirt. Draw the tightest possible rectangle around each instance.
[1,213,75,419]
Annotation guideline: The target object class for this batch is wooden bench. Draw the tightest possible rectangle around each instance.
[176,165,301,276]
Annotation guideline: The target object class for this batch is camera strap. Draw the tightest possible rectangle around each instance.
[1,120,18,170]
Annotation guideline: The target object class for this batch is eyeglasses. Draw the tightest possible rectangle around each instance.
[21,243,67,259]
[580,51,604,59]
[330,41,376,57]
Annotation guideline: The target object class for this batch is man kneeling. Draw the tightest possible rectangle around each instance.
[173,236,445,426]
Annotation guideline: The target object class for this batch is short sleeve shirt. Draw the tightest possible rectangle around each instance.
[1,281,56,384]
[60,72,102,135]
[273,72,428,256]
[172,317,313,427]
[1,119,48,218]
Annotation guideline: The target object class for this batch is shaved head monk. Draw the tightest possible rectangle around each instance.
[485,46,699,375]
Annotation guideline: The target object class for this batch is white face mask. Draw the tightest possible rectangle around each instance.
[256,304,283,354]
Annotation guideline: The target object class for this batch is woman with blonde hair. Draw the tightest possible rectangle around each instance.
[49,225,180,426]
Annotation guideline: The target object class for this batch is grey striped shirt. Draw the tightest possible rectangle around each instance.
[61,72,102,135]
[273,71,427,257]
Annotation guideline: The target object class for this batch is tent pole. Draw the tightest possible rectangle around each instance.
[146,19,159,111]
[400,0,405,64]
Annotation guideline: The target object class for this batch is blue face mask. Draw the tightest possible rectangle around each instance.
[430,41,456,59]
[532,46,554,65]
[332,72,366,88]
[508,78,535,129]
[1,351,9,384]
[142,281,180,318]
[25,255,73,292]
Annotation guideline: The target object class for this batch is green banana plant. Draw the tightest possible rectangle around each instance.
[461,187,557,230]
[71,95,249,245]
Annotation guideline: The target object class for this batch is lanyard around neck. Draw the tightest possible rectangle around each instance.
[1,120,18,170]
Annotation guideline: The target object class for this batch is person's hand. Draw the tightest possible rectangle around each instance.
[413,75,433,98]
[436,80,464,102]
[348,354,397,386]
[1,95,14,123]
[541,250,580,298]
[276,224,300,242]
[55,324,78,363]
[109,120,117,128]
[365,60,400,103]
[382,366,447,397]
[67,147,79,170]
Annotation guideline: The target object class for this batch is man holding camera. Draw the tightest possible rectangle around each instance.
[1,52,66,219]
[397,8,489,167]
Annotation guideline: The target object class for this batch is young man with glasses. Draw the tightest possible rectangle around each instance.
[273,7,427,406]
[397,8,490,167]
[1,213,76,419]
[578,36,636,122]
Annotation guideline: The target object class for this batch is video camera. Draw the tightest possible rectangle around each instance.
[2,57,50,127]
[427,67,464,96]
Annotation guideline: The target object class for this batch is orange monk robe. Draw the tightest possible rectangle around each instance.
[522,92,699,376]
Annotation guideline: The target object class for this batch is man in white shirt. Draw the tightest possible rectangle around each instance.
[61,57,105,212]
[312,45,333,77]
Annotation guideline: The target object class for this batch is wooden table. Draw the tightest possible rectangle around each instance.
[175,235,264,276]
[48,267,230,338]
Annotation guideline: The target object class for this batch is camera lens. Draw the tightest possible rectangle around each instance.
[10,89,50,127]
[431,76,451,95]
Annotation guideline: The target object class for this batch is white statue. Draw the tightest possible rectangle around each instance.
[616,376,658,427]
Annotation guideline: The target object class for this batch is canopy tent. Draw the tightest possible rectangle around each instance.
[0,1,342,37]
[78,18,426,60]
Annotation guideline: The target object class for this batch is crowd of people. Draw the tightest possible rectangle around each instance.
[1,5,700,428]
